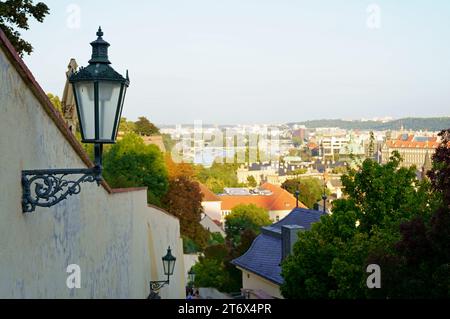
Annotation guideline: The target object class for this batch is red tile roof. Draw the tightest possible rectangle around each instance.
[386,135,440,149]
[220,183,307,211]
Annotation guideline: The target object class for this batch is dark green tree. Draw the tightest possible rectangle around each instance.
[281,177,325,208]
[225,204,271,247]
[102,132,168,205]
[133,116,160,136]
[366,129,450,298]
[246,176,257,187]
[281,152,435,299]
[0,0,49,56]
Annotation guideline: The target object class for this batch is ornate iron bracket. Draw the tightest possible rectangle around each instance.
[148,280,169,299]
[21,166,102,213]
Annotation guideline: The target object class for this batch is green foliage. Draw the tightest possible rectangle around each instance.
[102,132,168,205]
[208,232,225,246]
[366,129,450,299]
[193,244,241,292]
[195,162,240,193]
[225,204,271,247]
[118,117,136,133]
[183,237,199,254]
[193,230,258,293]
[0,0,49,56]
[332,166,348,174]
[192,205,268,293]
[280,153,437,299]
[291,168,307,177]
[47,93,62,115]
[281,177,325,208]
[246,175,257,187]
[133,116,160,136]
[161,177,210,250]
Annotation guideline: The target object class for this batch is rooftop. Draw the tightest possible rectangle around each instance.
[231,207,326,285]
[220,183,308,211]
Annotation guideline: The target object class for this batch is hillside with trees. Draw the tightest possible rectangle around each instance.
[289,117,450,132]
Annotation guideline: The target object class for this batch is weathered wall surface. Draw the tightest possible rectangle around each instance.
[0,42,185,298]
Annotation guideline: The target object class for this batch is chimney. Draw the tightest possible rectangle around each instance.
[281,225,304,261]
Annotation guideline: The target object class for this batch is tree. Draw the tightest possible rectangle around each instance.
[366,129,450,299]
[195,162,240,193]
[133,116,160,136]
[280,153,435,299]
[161,177,210,250]
[246,176,257,187]
[225,204,271,247]
[165,154,195,179]
[281,177,325,208]
[118,117,136,133]
[102,132,168,205]
[47,93,62,115]
[0,0,49,56]
[194,229,258,293]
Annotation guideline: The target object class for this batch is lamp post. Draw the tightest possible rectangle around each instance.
[21,27,129,213]
[295,189,300,208]
[188,267,196,287]
[149,247,177,299]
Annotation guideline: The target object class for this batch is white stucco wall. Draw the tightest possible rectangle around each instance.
[201,201,222,222]
[0,45,185,298]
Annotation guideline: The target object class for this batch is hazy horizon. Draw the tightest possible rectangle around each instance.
[23,0,450,125]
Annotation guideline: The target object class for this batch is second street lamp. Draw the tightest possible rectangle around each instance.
[21,27,129,213]
[149,247,177,299]
[188,267,196,286]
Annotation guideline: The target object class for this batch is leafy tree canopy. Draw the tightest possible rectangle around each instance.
[161,176,210,250]
[0,0,49,56]
[281,152,437,299]
[133,116,160,136]
[102,132,168,205]
[47,93,62,114]
[225,204,271,247]
[282,177,326,208]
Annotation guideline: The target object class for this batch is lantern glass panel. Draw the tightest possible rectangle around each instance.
[74,82,95,140]
[98,81,122,140]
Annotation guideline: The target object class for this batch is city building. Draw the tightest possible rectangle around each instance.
[381,134,440,169]
[231,207,326,299]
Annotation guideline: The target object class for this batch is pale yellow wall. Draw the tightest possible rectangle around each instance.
[0,47,185,298]
[239,268,283,299]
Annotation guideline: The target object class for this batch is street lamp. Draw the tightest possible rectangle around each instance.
[21,27,129,213]
[188,267,196,286]
[149,247,177,299]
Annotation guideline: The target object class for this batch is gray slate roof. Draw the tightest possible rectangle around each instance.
[231,208,326,285]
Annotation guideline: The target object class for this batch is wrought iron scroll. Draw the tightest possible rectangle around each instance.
[22,167,101,213]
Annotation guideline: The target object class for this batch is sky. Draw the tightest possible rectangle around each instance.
[22,0,450,125]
